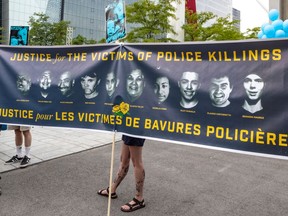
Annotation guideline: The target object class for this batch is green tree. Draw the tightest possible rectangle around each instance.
[0,27,6,44]
[125,0,180,42]
[182,10,246,41]
[72,34,97,45]
[97,38,106,44]
[207,16,244,41]
[72,34,86,45]
[85,39,97,44]
[28,13,70,45]
[243,27,261,39]
[182,11,216,41]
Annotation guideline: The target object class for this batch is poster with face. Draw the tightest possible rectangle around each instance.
[10,26,29,46]
[105,0,126,43]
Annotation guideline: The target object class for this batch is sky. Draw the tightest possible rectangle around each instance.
[232,0,269,32]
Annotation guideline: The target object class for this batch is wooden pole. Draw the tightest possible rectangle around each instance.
[107,131,116,216]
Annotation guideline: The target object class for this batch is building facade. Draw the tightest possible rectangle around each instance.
[0,0,137,44]
[196,0,232,18]
[1,0,50,43]
[171,0,233,41]
[269,0,288,20]
[1,0,236,44]
[232,8,240,30]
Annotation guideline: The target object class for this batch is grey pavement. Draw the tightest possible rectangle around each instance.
[0,126,121,173]
[1,127,288,216]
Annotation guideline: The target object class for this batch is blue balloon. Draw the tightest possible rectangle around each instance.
[261,23,269,32]
[257,31,264,39]
[262,35,267,39]
[275,29,286,38]
[283,19,288,33]
[264,25,275,38]
[269,9,279,21]
[272,19,283,31]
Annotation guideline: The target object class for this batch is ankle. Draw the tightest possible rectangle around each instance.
[108,186,116,194]
[135,196,143,202]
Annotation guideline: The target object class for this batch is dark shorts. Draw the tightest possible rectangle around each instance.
[122,135,145,147]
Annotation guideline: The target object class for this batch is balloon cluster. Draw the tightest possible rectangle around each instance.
[258,9,288,39]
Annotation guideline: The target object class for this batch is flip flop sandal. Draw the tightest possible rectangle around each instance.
[121,197,145,212]
[97,187,118,199]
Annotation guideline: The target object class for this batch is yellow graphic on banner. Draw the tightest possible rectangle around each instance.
[112,102,130,117]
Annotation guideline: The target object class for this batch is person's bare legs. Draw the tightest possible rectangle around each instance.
[121,145,145,211]
[99,143,130,195]
[111,143,130,193]
[130,145,145,201]
[22,130,32,148]
[98,142,145,211]
[14,129,23,148]
[14,129,31,147]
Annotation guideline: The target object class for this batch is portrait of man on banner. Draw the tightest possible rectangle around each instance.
[58,71,75,98]
[105,0,126,43]
[16,73,32,96]
[9,26,29,46]
[126,68,146,103]
[105,70,119,99]
[209,75,233,108]
[80,71,101,100]
[242,73,265,114]
[38,70,53,100]
[154,76,170,105]
[178,71,201,109]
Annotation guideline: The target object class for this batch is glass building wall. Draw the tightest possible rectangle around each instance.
[1,0,49,44]
[232,8,240,30]
[196,0,232,18]
[58,0,137,41]
[61,0,113,41]
[45,0,62,22]
[0,0,138,44]
[196,0,232,27]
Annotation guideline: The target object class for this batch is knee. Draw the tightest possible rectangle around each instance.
[131,157,143,168]
[120,154,130,166]
[121,158,130,168]
[22,130,31,137]
[14,129,21,135]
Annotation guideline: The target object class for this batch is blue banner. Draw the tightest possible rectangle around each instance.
[0,39,288,157]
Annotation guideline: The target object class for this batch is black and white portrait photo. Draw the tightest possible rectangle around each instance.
[242,73,265,114]
[154,76,170,105]
[209,75,233,108]
[126,68,145,102]
[17,73,32,96]
[178,71,200,109]
[80,71,101,100]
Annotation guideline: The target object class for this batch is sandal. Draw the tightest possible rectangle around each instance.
[121,197,145,212]
[97,187,118,199]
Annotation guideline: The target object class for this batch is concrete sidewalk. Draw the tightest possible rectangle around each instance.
[1,139,288,216]
[0,126,121,173]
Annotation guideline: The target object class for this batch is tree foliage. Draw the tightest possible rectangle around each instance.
[182,11,216,41]
[72,34,97,45]
[28,13,70,46]
[98,38,106,44]
[182,10,246,41]
[182,10,258,41]
[125,0,179,42]
[207,16,244,41]
[125,1,257,43]
[243,27,261,40]
[0,27,6,44]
